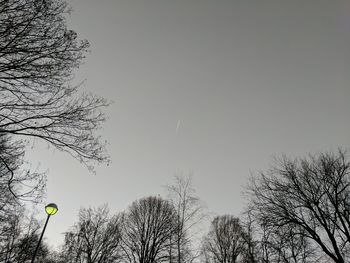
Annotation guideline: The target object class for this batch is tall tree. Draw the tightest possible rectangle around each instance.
[166,175,206,263]
[202,215,245,263]
[60,205,123,263]
[122,196,177,263]
[247,150,350,263]
[240,212,258,263]
[0,0,109,189]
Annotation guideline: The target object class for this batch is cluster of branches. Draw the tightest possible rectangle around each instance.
[55,198,248,263]
[0,0,109,202]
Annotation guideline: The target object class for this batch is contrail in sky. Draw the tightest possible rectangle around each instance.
[176,120,181,134]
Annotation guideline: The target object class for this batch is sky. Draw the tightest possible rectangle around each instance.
[26,0,350,248]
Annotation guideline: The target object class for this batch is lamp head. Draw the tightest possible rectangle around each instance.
[45,203,58,215]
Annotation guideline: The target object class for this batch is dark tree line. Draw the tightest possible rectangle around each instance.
[56,195,197,263]
[55,175,206,263]
[2,150,350,263]
[56,150,350,263]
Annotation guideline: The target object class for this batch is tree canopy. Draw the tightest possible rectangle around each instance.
[0,0,109,199]
[247,150,350,263]
[0,0,109,167]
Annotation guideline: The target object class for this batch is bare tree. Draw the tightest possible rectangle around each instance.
[166,175,206,263]
[247,150,350,263]
[60,205,123,263]
[0,0,109,188]
[0,206,49,263]
[122,196,177,263]
[202,215,245,263]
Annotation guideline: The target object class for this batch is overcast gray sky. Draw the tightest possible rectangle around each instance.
[27,0,350,247]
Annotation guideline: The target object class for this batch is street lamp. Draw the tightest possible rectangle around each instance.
[31,203,58,263]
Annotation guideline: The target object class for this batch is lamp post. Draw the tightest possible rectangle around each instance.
[31,203,58,263]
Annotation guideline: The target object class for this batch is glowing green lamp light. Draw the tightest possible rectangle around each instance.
[45,203,58,215]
